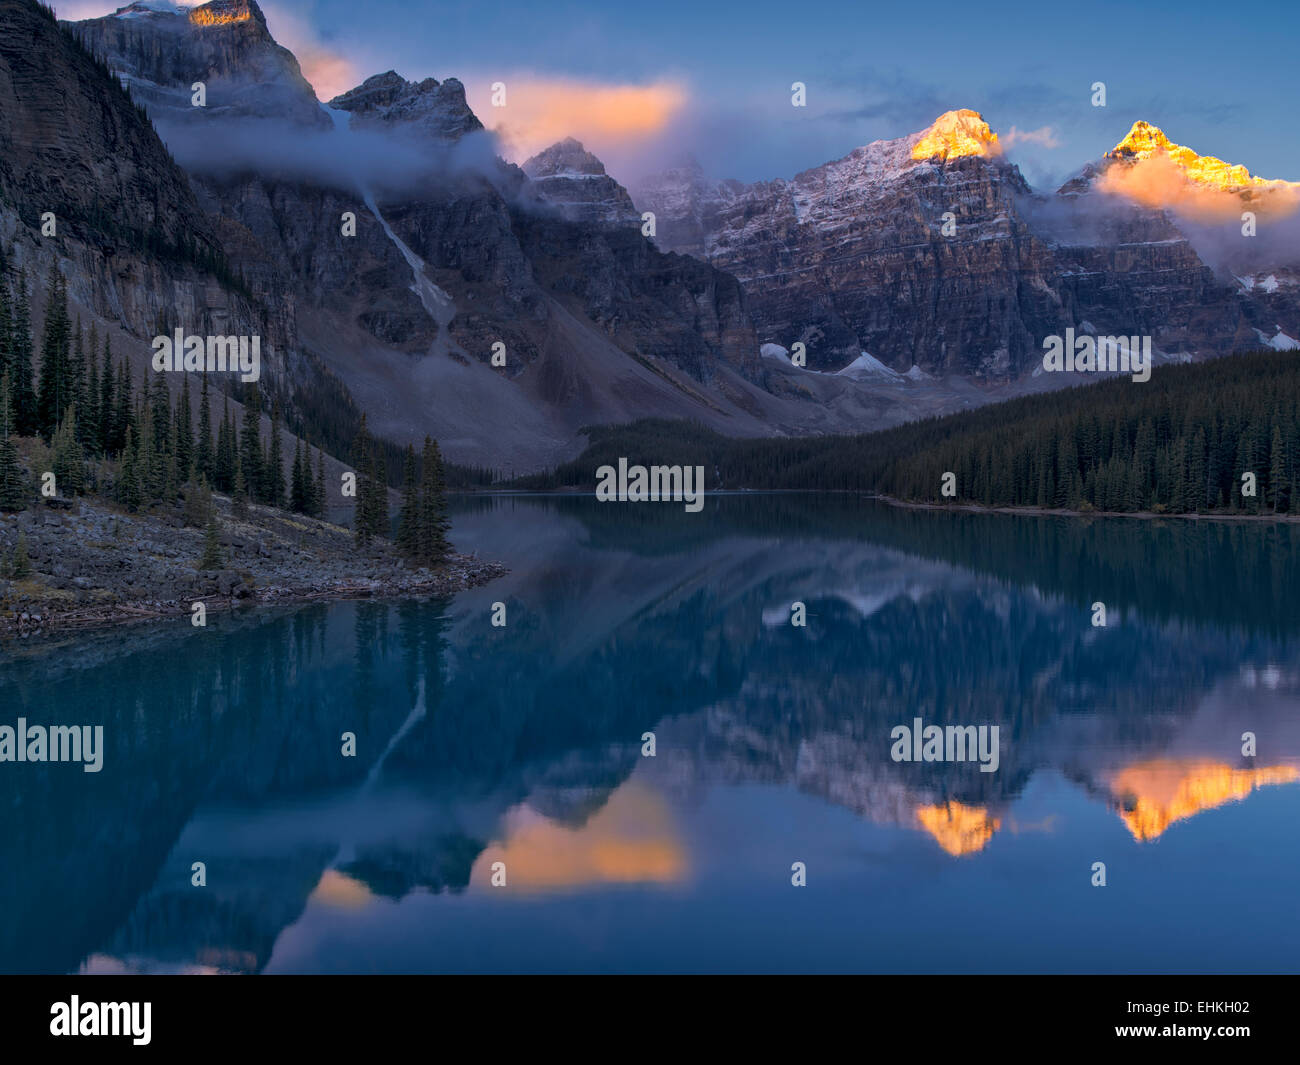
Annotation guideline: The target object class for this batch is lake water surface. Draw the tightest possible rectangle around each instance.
[3,494,1299,973]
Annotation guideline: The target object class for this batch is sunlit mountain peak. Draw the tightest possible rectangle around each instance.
[1108,121,1293,192]
[911,109,1000,162]
[915,800,1001,855]
[188,0,254,27]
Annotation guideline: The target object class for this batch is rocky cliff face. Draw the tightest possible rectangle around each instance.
[0,0,280,369]
[636,111,1300,377]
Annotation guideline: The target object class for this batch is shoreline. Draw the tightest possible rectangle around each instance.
[1,553,507,640]
[868,493,1300,523]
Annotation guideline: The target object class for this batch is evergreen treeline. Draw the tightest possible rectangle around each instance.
[516,350,1300,515]
[0,255,453,565]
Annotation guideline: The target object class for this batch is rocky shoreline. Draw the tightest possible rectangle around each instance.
[0,494,506,640]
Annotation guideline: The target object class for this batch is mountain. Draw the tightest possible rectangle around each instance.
[0,0,279,370]
[635,111,1300,377]
[76,0,327,127]
[39,2,1300,473]
[521,138,641,227]
[66,2,808,472]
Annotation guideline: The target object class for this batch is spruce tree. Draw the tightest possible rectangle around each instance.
[314,446,325,518]
[35,268,72,439]
[198,507,224,571]
[98,338,114,454]
[1269,424,1286,513]
[9,271,37,438]
[267,398,285,508]
[396,443,418,556]
[113,358,134,456]
[352,414,376,546]
[239,383,262,502]
[215,397,234,491]
[116,426,143,510]
[196,373,213,483]
[51,406,85,496]
[175,373,193,481]
[417,436,451,565]
[0,279,13,385]
[232,451,249,518]
[290,437,307,513]
[82,329,100,455]
[0,375,28,511]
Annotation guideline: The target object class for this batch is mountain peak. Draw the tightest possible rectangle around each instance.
[522,138,608,179]
[330,71,482,141]
[911,109,999,162]
[1107,120,1288,191]
[188,0,261,27]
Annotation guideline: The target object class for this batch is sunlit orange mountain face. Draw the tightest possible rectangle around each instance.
[910,109,1001,162]
[1105,759,1300,841]
[1095,121,1300,222]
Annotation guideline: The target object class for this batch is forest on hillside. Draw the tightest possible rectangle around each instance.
[518,350,1300,515]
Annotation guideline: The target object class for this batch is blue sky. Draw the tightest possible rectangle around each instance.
[61,0,1300,188]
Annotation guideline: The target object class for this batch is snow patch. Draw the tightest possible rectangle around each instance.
[836,351,902,380]
[760,343,792,364]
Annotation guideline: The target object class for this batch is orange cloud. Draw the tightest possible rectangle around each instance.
[478,76,689,164]
[1098,152,1300,224]
[472,780,688,893]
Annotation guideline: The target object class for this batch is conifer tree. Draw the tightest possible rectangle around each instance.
[51,406,85,496]
[0,280,13,389]
[267,399,285,508]
[0,375,28,512]
[82,329,101,455]
[198,506,224,571]
[290,437,307,514]
[116,425,143,510]
[314,445,326,519]
[35,268,72,439]
[113,358,134,455]
[215,396,234,491]
[175,373,193,481]
[232,451,249,518]
[9,271,37,438]
[196,373,213,483]
[396,443,418,555]
[417,436,451,565]
[239,383,263,502]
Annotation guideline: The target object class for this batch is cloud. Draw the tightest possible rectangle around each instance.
[156,114,506,200]
[1096,152,1300,224]
[476,77,689,165]
[1003,125,1060,149]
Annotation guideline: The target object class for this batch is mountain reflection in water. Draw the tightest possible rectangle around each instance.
[3,495,1299,973]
